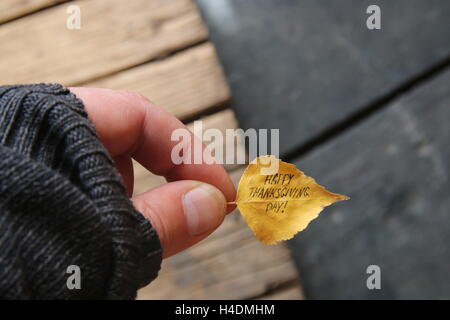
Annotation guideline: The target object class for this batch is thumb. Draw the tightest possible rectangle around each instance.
[132,180,227,258]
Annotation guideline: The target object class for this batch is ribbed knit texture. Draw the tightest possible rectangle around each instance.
[0,84,162,299]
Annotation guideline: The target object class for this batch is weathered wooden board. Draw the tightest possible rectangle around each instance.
[197,0,450,155]
[288,68,450,299]
[133,109,243,195]
[0,0,65,23]
[137,167,303,299]
[87,43,230,120]
[133,164,166,196]
[260,285,304,300]
[0,0,207,85]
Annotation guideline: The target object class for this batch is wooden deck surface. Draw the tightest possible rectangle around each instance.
[196,0,450,298]
[0,0,303,299]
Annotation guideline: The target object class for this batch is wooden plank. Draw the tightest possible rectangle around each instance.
[197,0,450,155]
[133,109,243,195]
[133,163,166,196]
[87,43,230,120]
[0,0,65,23]
[138,235,298,300]
[260,285,304,300]
[137,167,302,299]
[186,109,245,171]
[0,0,208,85]
[288,68,450,299]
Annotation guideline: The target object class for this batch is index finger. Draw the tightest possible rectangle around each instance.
[69,87,236,207]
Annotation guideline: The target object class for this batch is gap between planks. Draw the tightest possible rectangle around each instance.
[0,0,67,24]
[86,43,231,121]
[0,0,208,86]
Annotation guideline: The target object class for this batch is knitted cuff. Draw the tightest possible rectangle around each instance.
[0,84,162,299]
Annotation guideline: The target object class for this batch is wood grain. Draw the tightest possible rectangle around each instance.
[260,285,304,300]
[87,43,230,120]
[0,0,208,85]
[0,0,65,23]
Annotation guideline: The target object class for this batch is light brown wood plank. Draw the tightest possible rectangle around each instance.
[138,209,300,300]
[133,164,166,195]
[132,109,243,195]
[259,285,304,300]
[0,0,208,85]
[186,109,245,171]
[137,167,302,300]
[87,43,230,120]
[0,0,65,23]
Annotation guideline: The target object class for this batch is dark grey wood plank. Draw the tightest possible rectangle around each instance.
[288,68,450,299]
[197,0,450,155]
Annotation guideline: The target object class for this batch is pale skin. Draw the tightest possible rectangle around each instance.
[70,88,236,258]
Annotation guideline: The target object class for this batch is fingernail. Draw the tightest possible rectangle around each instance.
[183,183,227,236]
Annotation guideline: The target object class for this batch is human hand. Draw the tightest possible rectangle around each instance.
[70,88,236,258]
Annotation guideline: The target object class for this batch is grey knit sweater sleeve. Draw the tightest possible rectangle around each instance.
[0,84,162,299]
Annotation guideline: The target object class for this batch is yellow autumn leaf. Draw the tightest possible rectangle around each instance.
[235,155,349,244]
